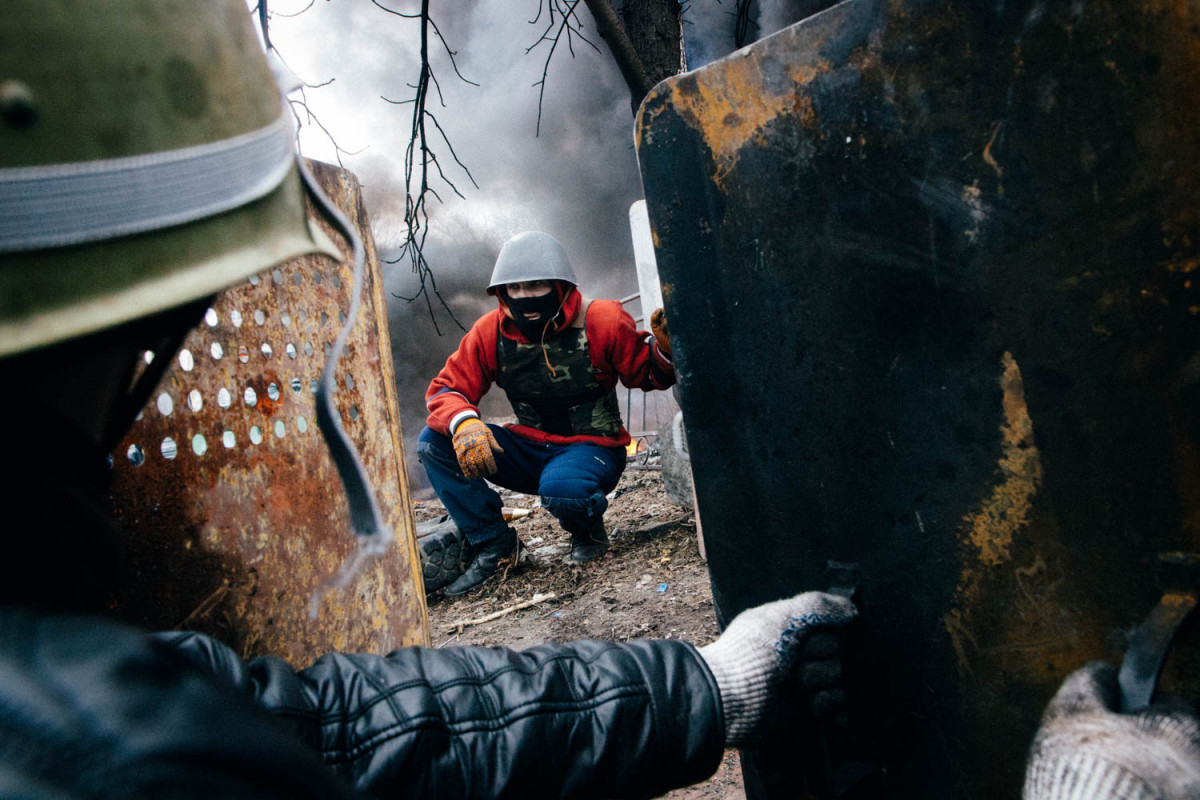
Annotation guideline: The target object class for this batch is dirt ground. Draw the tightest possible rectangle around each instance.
[416,466,746,799]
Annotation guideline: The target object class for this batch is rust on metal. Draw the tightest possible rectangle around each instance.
[637,1,1200,796]
[108,160,428,664]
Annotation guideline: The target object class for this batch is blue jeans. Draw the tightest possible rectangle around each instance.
[417,425,626,545]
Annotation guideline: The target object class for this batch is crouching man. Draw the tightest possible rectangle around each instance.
[0,4,853,797]
[419,231,675,595]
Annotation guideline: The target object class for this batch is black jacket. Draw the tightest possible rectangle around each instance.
[0,607,724,798]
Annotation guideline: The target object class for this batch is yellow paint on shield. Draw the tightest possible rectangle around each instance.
[652,54,832,190]
[944,352,1044,676]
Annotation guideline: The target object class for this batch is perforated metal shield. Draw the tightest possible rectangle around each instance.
[107,161,428,663]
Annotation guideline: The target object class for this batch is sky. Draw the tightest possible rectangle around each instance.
[256,0,818,490]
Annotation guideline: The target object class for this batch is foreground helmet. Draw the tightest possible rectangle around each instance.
[0,0,337,356]
[486,231,578,294]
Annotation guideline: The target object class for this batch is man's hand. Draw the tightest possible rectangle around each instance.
[697,592,856,747]
[1024,661,1200,799]
[650,308,671,357]
[452,419,504,479]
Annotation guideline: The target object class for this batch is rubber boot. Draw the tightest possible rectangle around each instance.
[444,527,519,596]
[569,519,609,563]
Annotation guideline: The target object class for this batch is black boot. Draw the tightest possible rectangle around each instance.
[444,527,519,596]
[569,520,609,563]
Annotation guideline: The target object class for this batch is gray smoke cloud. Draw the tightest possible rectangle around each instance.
[266,1,645,494]
[263,1,832,495]
[682,0,841,68]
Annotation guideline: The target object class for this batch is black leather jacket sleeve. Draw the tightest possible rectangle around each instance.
[158,631,726,799]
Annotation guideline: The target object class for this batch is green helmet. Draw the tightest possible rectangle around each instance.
[487,231,578,295]
[0,0,337,356]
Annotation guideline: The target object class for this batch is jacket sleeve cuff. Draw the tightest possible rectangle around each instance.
[449,410,480,435]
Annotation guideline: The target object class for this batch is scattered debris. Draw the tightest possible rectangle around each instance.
[443,592,558,633]
[424,468,719,661]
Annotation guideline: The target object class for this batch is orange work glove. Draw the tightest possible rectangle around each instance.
[650,307,671,357]
[452,418,503,479]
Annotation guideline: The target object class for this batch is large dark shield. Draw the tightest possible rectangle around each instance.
[637,2,1200,797]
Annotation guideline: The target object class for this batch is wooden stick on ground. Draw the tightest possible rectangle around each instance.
[444,592,558,633]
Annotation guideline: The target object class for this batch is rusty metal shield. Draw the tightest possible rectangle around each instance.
[107,160,428,664]
[637,1,1200,797]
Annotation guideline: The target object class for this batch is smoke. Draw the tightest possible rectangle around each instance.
[265,1,645,494]
[681,1,744,69]
[682,0,842,70]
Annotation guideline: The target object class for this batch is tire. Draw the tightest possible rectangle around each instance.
[416,515,472,593]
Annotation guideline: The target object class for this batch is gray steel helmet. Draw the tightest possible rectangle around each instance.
[487,231,578,295]
[0,0,337,357]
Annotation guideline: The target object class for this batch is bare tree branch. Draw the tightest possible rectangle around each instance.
[526,1,602,136]
[383,0,474,334]
[582,0,654,109]
[272,0,317,19]
[254,2,362,167]
[735,0,755,48]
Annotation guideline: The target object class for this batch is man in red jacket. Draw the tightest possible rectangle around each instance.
[419,231,675,595]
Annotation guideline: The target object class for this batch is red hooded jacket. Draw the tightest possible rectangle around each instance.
[425,287,674,448]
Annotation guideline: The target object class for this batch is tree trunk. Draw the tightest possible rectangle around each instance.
[620,0,683,92]
[584,0,682,113]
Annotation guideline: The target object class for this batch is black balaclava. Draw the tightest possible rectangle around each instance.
[503,287,565,341]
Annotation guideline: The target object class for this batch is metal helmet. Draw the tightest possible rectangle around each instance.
[487,231,578,295]
[0,0,338,357]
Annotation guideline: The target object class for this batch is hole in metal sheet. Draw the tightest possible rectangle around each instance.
[338,311,346,325]
[178,350,194,372]
[210,342,224,360]
[281,312,291,327]
[250,426,263,445]
[345,373,355,391]
[127,444,145,466]
[320,311,329,326]
[293,271,302,286]
[205,309,218,327]
[107,454,114,469]
[157,393,173,416]
[161,438,177,460]
[314,272,323,286]
[311,379,319,393]
[304,341,313,357]
[291,378,302,393]
[333,274,342,289]
[261,342,273,359]
[323,343,333,359]
[248,274,259,286]
[254,309,266,326]
[272,269,283,285]
[274,420,286,438]
[268,383,280,402]
[238,345,249,364]
[135,410,144,421]
[349,405,360,421]
[223,430,236,449]
[231,310,243,327]
[192,434,207,456]
[286,343,297,359]
[297,416,308,433]
[298,310,308,323]
[143,351,154,365]
[217,388,232,408]
[244,387,257,406]
[188,390,202,412]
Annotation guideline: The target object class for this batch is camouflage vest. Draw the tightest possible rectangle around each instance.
[496,303,623,438]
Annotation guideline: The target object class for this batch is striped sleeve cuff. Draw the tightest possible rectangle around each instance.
[449,410,480,435]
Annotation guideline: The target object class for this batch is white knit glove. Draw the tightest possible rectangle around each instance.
[1024,661,1200,800]
[697,592,857,747]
